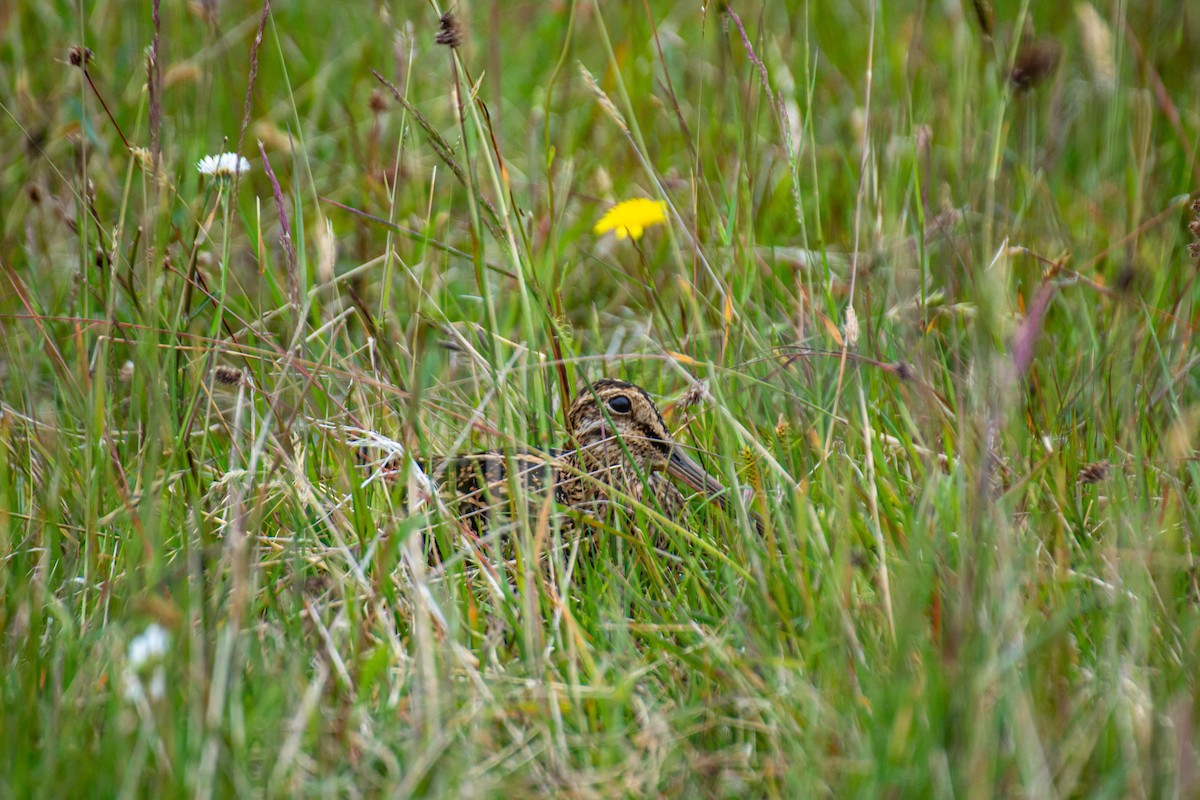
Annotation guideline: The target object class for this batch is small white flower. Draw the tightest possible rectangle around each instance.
[121,664,167,703]
[123,623,171,703]
[196,152,251,179]
[146,667,166,701]
[128,623,170,669]
[122,672,146,703]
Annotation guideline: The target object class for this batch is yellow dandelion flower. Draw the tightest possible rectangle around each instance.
[593,198,668,241]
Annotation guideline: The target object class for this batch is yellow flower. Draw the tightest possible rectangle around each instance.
[593,198,667,241]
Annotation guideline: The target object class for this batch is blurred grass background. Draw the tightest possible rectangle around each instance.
[1,0,1199,796]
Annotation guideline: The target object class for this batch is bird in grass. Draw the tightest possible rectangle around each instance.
[370,379,754,540]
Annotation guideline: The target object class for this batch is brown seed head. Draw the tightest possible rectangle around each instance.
[213,366,244,386]
[1189,199,1200,262]
[1077,460,1111,485]
[435,12,462,48]
[1114,262,1140,294]
[677,379,709,412]
[970,0,994,38]
[1009,37,1061,91]
[68,45,93,68]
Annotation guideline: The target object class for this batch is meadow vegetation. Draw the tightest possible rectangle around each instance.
[1,0,1199,796]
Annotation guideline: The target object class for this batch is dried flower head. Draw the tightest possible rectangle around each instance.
[677,379,709,411]
[129,146,154,170]
[594,198,668,241]
[213,365,244,386]
[1188,198,1200,262]
[1010,37,1061,91]
[368,89,388,114]
[893,361,915,382]
[970,0,994,38]
[842,305,860,350]
[435,12,462,48]
[68,45,93,68]
[1077,460,1111,485]
[196,151,252,179]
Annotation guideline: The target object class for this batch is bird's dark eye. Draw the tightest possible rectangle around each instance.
[608,395,633,414]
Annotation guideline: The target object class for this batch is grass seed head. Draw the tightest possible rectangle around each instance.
[213,366,245,386]
[1189,199,1200,261]
[1077,461,1111,485]
[678,379,709,411]
[435,12,462,49]
[68,45,93,68]
[1010,37,1061,91]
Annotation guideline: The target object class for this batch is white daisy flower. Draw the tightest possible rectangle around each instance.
[123,623,170,703]
[145,668,166,702]
[128,622,170,668]
[122,665,167,702]
[122,673,145,703]
[196,152,252,179]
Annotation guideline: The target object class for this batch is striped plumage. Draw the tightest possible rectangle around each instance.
[384,379,741,539]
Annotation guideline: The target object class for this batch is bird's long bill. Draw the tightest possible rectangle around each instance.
[667,448,766,535]
[667,449,733,504]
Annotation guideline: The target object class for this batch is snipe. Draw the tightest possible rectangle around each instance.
[369,379,750,539]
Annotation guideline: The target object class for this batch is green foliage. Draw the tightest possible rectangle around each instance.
[1,1,1198,796]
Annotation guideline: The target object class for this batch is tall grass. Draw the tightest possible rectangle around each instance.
[1,1,1198,796]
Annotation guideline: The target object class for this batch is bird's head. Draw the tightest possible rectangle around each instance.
[566,379,730,500]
